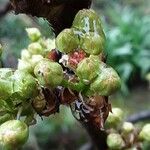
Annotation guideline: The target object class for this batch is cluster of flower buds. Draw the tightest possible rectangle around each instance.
[105,107,150,149]
[0,9,122,148]
[56,9,121,129]
[56,9,121,97]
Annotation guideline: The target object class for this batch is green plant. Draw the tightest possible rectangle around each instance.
[104,8,150,93]
[0,9,122,149]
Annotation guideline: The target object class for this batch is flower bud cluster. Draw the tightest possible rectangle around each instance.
[56,9,121,97]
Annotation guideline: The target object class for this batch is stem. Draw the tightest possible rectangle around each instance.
[16,106,23,120]
[61,79,87,92]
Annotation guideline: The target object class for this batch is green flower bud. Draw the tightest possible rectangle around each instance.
[107,133,125,149]
[12,70,38,100]
[76,55,100,83]
[81,32,105,55]
[122,122,134,134]
[0,114,13,125]
[26,28,41,42]
[17,59,33,74]
[28,42,44,55]
[106,108,124,128]
[0,79,13,100]
[0,68,14,79]
[89,65,121,96]
[56,29,79,53]
[139,124,150,142]
[21,49,31,61]
[34,59,63,88]
[0,120,29,149]
[72,9,105,37]
[30,55,43,68]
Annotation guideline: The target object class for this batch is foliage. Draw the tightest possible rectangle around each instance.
[104,8,150,93]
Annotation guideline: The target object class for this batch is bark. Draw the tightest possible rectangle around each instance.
[10,0,92,35]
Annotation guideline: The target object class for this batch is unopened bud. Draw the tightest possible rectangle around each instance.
[81,32,105,55]
[90,65,121,96]
[107,133,125,149]
[28,42,44,55]
[34,59,63,88]
[72,9,105,37]
[26,28,41,42]
[122,122,134,134]
[17,59,33,74]
[106,108,124,128]
[56,29,79,53]
[30,55,43,68]
[76,55,100,82]
[139,124,150,142]
[0,120,29,149]
[13,70,38,100]
[21,49,31,61]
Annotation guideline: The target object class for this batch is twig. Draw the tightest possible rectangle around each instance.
[127,110,150,123]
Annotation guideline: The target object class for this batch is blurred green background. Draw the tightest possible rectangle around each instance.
[0,0,150,149]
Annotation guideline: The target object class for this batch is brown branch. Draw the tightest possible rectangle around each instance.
[127,110,150,123]
[10,0,92,35]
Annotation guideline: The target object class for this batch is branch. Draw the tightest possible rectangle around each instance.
[127,110,150,123]
[10,0,92,35]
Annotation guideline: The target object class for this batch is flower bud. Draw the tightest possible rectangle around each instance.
[21,49,31,61]
[107,133,125,149]
[76,55,100,82]
[26,28,41,42]
[122,122,134,134]
[81,32,105,55]
[0,79,13,100]
[30,55,43,68]
[139,124,150,142]
[106,108,124,128]
[34,59,63,88]
[28,42,44,55]
[12,70,38,100]
[56,29,79,53]
[72,9,105,37]
[0,120,29,149]
[17,59,33,74]
[0,114,13,125]
[0,69,14,100]
[0,68,14,78]
[90,65,121,96]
